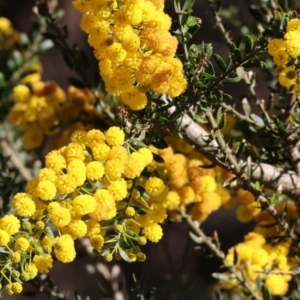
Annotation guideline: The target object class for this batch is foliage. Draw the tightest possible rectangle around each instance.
[1,0,300,299]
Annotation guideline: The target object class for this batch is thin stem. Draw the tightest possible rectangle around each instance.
[181,211,262,300]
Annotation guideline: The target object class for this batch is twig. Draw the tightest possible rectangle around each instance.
[0,140,32,181]
[181,211,262,300]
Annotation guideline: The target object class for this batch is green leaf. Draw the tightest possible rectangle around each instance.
[124,230,139,239]
[12,50,22,66]
[250,114,265,127]
[233,49,243,62]
[213,54,227,72]
[67,77,86,89]
[182,0,195,11]
[244,35,254,54]
[39,39,54,52]
[212,273,231,281]
[225,56,232,71]
[223,76,241,83]
[189,232,203,244]
[217,107,225,129]
[119,248,130,262]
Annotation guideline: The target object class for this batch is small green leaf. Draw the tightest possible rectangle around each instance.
[217,107,225,129]
[233,49,243,62]
[213,54,227,72]
[189,232,203,244]
[250,114,265,127]
[39,39,54,52]
[244,35,254,53]
[212,273,231,281]
[223,76,241,83]
[182,0,195,11]
[119,248,131,262]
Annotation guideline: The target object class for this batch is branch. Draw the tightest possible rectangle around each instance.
[164,97,300,200]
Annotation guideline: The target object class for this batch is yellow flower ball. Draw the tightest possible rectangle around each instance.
[10,252,21,263]
[107,179,128,201]
[90,189,116,221]
[86,161,105,180]
[125,206,135,217]
[124,157,144,179]
[45,150,67,173]
[15,237,29,251]
[164,190,180,210]
[11,282,23,294]
[73,194,97,216]
[38,168,57,183]
[54,234,76,263]
[142,223,163,242]
[108,145,128,161]
[0,215,20,235]
[145,177,165,197]
[265,274,289,296]
[48,202,71,227]
[36,180,57,201]
[13,85,31,102]
[90,234,104,250]
[0,229,10,246]
[105,126,125,146]
[13,193,36,217]
[85,129,106,148]
[64,142,85,163]
[92,143,111,161]
[67,159,87,186]
[65,219,87,239]
[56,174,78,194]
[33,254,53,273]
[85,219,101,237]
[105,159,125,180]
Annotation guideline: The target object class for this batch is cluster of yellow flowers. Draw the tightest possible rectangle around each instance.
[267,17,300,97]
[221,231,293,296]
[8,82,106,150]
[0,17,20,52]
[72,0,187,110]
[0,126,171,295]
[150,136,234,221]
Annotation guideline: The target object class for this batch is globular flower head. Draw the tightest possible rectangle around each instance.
[13,193,36,217]
[54,234,76,263]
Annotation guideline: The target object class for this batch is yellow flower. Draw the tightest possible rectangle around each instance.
[38,168,57,183]
[0,229,10,246]
[107,179,128,201]
[13,193,36,217]
[108,145,128,161]
[273,50,289,66]
[36,180,57,201]
[267,39,286,56]
[92,143,111,161]
[190,175,216,195]
[145,177,165,197]
[73,194,97,215]
[125,206,135,217]
[10,252,21,263]
[21,127,44,150]
[278,66,297,87]
[33,254,53,273]
[85,219,101,237]
[67,159,87,186]
[142,223,163,242]
[86,161,105,180]
[0,215,20,235]
[11,282,23,294]
[124,156,144,178]
[90,189,116,221]
[105,159,125,180]
[64,219,87,239]
[163,190,180,210]
[13,85,31,102]
[54,234,76,263]
[45,150,67,173]
[56,174,78,194]
[85,129,106,148]
[121,86,148,110]
[90,234,104,250]
[48,202,71,227]
[265,274,289,296]
[65,142,85,163]
[15,237,30,251]
[105,126,125,146]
